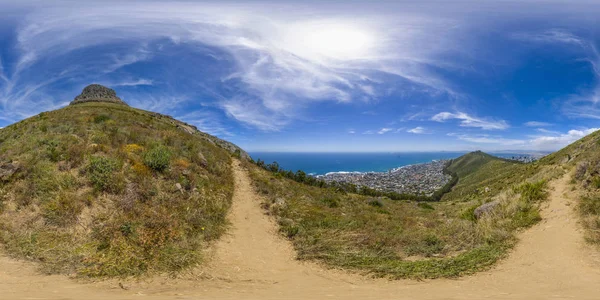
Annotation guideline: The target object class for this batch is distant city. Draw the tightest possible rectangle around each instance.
[316,153,543,195]
[318,160,451,195]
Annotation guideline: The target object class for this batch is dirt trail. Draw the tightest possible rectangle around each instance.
[2,162,600,299]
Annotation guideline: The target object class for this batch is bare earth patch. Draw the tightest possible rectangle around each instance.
[1,164,600,299]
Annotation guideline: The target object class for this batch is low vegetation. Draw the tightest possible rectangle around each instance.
[567,130,600,245]
[242,154,556,279]
[255,159,458,202]
[0,102,235,277]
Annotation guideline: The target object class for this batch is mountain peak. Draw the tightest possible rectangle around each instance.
[70,84,128,106]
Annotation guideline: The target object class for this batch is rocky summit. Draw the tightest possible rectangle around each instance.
[70,84,128,106]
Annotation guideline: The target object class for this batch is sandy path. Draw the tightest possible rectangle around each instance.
[1,162,600,299]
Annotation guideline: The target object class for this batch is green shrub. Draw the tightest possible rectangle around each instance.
[580,196,600,216]
[514,180,548,202]
[417,202,434,210]
[592,177,600,189]
[42,191,83,226]
[321,196,340,208]
[405,234,445,257]
[87,156,123,193]
[460,203,480,222]
[94,115,111,123]
[368,199,384,207]
[232,149,242,159]
[143,145,172,171]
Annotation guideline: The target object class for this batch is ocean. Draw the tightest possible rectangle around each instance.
[249,152,466,175]
[249,152,540,175]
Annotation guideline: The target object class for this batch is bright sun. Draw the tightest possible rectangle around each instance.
[284,22,374,60]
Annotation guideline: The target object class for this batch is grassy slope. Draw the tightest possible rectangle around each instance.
[549,130,600,246]
[243,149,557,279]
[441,151,557,203]
[0,103,235,277]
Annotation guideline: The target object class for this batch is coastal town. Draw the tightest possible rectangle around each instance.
[318,160,451,195]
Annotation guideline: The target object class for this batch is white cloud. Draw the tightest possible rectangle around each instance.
[378,127,393,134]
[530,128,599,150]
[524,121,552,127]
[348,130,356,134]
[535,128,561,135]
[450,133,525,146]
[0,1,465,130]
[539,32,600,120]
[176,110,234,137]
[407,126,426,134]
[0,57,7,83]
[220,97,288,131]
[447,128,600,151]
[431,111,509,130]
[513,29,584,45]
[106,79,154,87]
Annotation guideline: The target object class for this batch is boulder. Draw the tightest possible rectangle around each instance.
[0,162,20,181]
[197,152,208,168]
[70,84,128,106]
[474,200,500,219]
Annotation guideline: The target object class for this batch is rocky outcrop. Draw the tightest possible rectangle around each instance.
[146,111,250,160]
[70,84,128,106]
[474,200,500,219]
[0,162,20,181]
[70,84,249,160]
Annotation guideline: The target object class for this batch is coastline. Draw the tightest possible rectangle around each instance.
[249,152,466,175]
[318,159,446,177]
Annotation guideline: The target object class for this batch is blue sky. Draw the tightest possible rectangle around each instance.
[1,0,600,152]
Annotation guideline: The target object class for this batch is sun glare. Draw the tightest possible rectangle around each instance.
[284,22,374,60]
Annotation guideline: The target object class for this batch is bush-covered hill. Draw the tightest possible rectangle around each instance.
[242,147,563,278]
[0,102,240,277]
[547,130,600,246]
[446,151,515,178]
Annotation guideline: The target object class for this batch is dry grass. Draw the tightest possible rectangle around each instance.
[0,103,235,277]
[242,158,554,279]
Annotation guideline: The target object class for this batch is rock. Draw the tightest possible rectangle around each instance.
[270,198,287,214]
[70,84,128,106]
[197,152,208,168]
[474,200,500,219]
[175,183,183,193]
[57,161,70,171]
[0,162,20,181]
[177,124,197,135]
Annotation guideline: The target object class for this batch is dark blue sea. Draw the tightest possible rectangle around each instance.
[248,152,465,175]
[249,152,538,175]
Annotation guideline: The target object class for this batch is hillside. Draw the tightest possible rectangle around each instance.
[445,150,514,177]
[0,85,247,277]
[442,151,532,202]
[545,129,600,245]
[241,147,563,278]
[0,85,598,283]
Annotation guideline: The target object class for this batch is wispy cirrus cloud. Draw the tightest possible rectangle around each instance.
[446,128,599,151]
[524,121,553,127]
[448,133,525,146]
[0,1,468,131]
[407,126,426,134]
[530,128,599,150]
[176,110,234,137]
[0,57,7,83]
[512,29,584,45]
[517,29,600,121]
[431,111,509,130]
[378,127,393,134]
